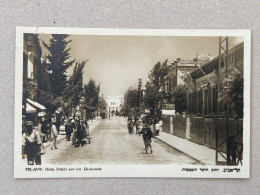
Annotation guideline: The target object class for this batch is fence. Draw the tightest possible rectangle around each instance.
[172,114,186,138]
[161,116,171,133]
[190,116,243,154]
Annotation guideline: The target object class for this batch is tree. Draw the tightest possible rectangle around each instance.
[62,60,86,108]
[219,71,244,118]
[36,59,60,115]
[59,60,86,117]
[144,60,169,116]
[43,34,75,97]
[83,79,100,119]
[143,82,158,115]
[99,94,107,112]
[98,94,108,118]
[172,85,187,113]
[148,59,168,91]
[121,88,138,116]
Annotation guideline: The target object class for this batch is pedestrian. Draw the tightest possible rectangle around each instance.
[81,120,88,145]
[22,121,42,165]
[56,119,60,135]
[46,122,51,142]
[71,119,77,145]
[84,120,90,137]
[155,120,160,136]
[51,121,58,150]
[137,119,143,135]
[127,117,131,133]
[128,119,134,134]
[141,122,153,154]
[75,120,84,147]
[41,117,48,143]
[159,120,163,132]
[65,119,73,141]
[149,119,155,137]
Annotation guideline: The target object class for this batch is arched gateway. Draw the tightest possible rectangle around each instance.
[104,96,124,116]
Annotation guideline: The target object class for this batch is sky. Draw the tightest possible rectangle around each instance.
[38,34,243,98]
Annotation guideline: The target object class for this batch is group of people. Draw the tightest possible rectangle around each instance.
[127,116,163,154]
[22,118,59,165]
[22,121,43,165]
[65,118,90,147]
[22,115,90,165]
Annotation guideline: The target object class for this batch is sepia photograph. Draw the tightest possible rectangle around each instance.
[14,27,250,178]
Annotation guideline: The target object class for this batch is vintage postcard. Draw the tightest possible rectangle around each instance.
[14,27,250,178]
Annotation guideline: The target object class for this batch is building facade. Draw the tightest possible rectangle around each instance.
[158,42,244,165]
[186,42,244,117]
[162,55,212,102]
[184,42,244,159]
[105,96,124,116]
[23,34,46,124]
[160,55,212,135]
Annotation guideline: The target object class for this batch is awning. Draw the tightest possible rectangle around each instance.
[27,98,46,110]
[38,112,46,117]
[26,103,37,113]
[55,107,62,113]
[162,110,175,116]
[144,109,150,114]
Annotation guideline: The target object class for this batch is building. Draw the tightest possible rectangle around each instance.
[105,96,124,116]
[163,55,212,98]
[179,42,244,163]
[23,34,46,124]
[23,34,42,92]
[160,55,212,135]
[186,43,243,116]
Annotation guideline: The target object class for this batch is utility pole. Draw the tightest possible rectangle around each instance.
[138,78,142,103]
[216,36,229,165]
[193,55,198,114]
[138,78,142,114]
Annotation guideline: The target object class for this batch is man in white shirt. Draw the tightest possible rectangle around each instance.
[155,121,160,136]
[51,121,58,150]
[22,121,42,165]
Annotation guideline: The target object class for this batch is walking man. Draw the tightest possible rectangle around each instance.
[65,119,73,141]
[155,120,160,136]
[141,123,153,154]
[74,120,84,147]
[51,121,58,150]
[22,121,42,165]
[41,118,48,143]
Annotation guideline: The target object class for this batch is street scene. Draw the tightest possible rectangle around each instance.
[20,31,245,167]
[41,117,198,165]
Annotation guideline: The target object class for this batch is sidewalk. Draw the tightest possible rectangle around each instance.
[21,119,102,165]
[43,119,101,148]
[155,131,225,165]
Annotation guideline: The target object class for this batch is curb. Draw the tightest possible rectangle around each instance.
[154,136,205,165]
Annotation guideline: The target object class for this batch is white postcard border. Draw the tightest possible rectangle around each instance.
[14,27,251,178]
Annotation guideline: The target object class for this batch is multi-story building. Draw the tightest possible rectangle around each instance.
[105,96,124,116]
[23,34,42,95]
[160,55,212,135]
[163,55,212,100]
[23,34,46,123]
[183,42,244,160]
[186,43,243,116]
